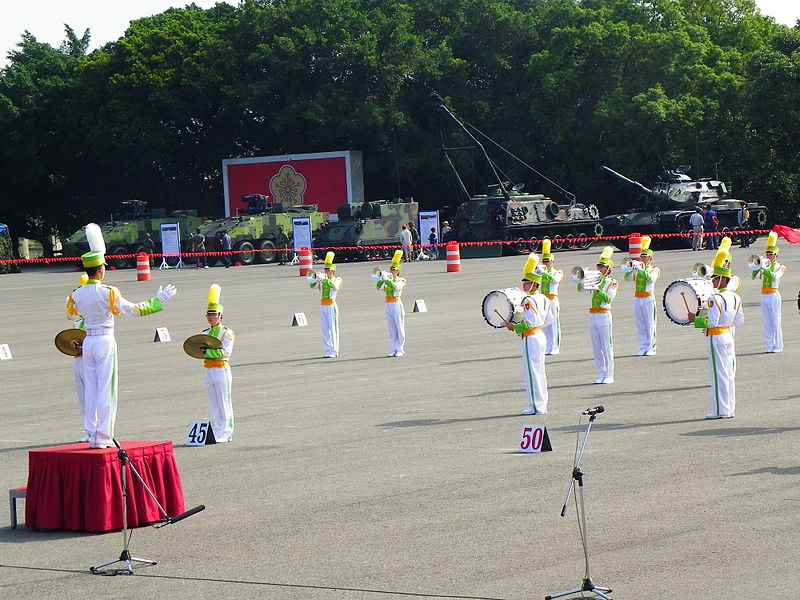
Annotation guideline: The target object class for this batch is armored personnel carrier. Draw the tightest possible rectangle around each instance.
[313,199,418,261]
[600,165,769,249]
[61,200,203,268]
[197,195,328,266]
[433,91,603,256]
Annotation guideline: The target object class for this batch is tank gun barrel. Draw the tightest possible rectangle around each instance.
[601,165,652,195]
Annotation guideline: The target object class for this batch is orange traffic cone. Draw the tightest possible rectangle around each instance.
[136,253,151,281]
[446,241,461,272]
[298,247,313,276]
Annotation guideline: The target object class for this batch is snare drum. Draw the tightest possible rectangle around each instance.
[662,278,714,326]
[481,288,528,328]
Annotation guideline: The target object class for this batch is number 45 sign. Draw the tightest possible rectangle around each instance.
[186,421,217,446]
[518,425,553,453]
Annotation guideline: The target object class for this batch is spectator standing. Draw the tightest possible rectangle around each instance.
[737,202,751,248]
[193,229,208,268]
[441,221,452,239]
[408,221,419,259]
[220,230,232,268]
[704,204,719,250]
[399,224,413,262]
[428,227,439,259]
[689,208,704,251]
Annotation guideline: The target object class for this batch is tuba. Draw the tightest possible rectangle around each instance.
[691,262,713,278]
[571,266,601,290]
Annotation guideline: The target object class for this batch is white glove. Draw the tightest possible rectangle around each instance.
[157,284,177,303]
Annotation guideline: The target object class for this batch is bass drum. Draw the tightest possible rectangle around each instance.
[481,288,528,328]
[662,278,714,326]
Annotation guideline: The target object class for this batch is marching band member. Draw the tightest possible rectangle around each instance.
[309,251,342,358]
[67,223,177,448]
[66,274,90,442]
[201,284,235,442]
[375,250,407,357]
[623,236,659,355]
[539,239,562,355]
[752,232,786,353]
[507,253,551,415]
[579,246,617,384]
[689,237,744,419]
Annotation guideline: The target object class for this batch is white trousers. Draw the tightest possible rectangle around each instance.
[633,296,657,354]
[81,334,118,445]
[588,312,613,381]
[204,365,234,441]
[522,332,548,413]
[707,332,736,417]
[320,303,339,356]
[760,292,783,352]
[385,301,405,355]
[544,298,560,354]
[72,357,87,435]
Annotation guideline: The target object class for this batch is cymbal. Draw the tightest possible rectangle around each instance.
[183,333,222,359]
[54,329,87,356]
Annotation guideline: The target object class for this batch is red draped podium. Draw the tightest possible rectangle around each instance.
[25,441,185,532]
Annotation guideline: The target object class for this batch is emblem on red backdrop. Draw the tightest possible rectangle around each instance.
[269,165,307,207]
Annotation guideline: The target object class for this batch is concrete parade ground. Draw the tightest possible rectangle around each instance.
[1,241,799,599]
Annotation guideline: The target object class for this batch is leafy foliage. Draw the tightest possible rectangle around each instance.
[0,0,798,254]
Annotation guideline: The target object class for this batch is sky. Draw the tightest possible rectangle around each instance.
[1,0,798,67]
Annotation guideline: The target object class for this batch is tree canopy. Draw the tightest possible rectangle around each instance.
[1,0,798,252]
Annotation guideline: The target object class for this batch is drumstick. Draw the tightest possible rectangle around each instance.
[493,309,510,325]
[680,291,692,315]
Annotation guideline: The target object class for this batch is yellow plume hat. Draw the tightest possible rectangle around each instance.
[391,249,403,269]
[522,253,541,283]
[207,283,223,314]
[324,251,336,270]
[597,246,614,268]
[640,236,653,256]
[766,231,779,253]
[541,238,553,259]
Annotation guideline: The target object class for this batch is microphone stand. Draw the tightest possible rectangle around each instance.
[90,440,205,575]
[545,412,613,600]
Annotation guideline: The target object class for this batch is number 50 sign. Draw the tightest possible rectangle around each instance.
[518,425,552,453]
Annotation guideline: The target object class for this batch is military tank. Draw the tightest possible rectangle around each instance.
[432,91,602,256]
[313,199,418,261]
[62,200,204,268]
[196,195,328,266]
[600,165,769,250]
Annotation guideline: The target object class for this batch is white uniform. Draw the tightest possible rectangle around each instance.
[309,273,342,357]
[377,274,406,356]
[626,263,659,355]
[515,292,552,414]
[65,291,88,439]
[540,267,562,355]
[67,281,164,446]
[202,324,235,442]
[757,262,786,352]
[696,288,744,417]
[582,276,617,383]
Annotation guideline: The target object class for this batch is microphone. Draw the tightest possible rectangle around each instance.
[163,504,205,526]
[582,405,604,416]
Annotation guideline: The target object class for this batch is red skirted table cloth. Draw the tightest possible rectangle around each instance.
[25,441,185,532]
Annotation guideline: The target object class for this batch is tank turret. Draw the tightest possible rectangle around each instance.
[600,164,768,249]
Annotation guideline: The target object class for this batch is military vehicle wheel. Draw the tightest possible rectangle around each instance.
[551,235,564,250]
[108,246,131,269]
[565,233,576,249]
[575,233,592,249]
[529,237,541,252]
[511,237,528,254]
[256,240,276,264]
[235,241,255,266]
[755,210,768,227]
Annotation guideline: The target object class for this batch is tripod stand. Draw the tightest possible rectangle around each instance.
[545,408,612,600]
[90,440,166,575]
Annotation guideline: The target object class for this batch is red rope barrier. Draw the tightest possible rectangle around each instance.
[0,229,775,265]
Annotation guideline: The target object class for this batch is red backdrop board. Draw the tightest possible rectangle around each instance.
[222,151,364,217]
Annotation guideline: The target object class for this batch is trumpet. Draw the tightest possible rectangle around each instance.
[691,262,712,278]
[371,266,391,282]
[621,258,643,273]
[571,266,601,290]
[747,254,770,272]
[307,268,327,282]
